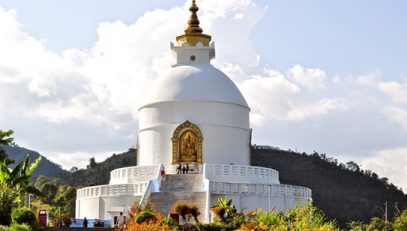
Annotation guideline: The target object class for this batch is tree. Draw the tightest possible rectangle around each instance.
[87,157,97,169]
[32,176,77,217]
[69,166,78,173]
[346,161,360,172]
[0,129,15,165]
[0,154,44,202]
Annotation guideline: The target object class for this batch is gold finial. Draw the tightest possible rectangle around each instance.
[176,0,211,46]
[185,0,203,34]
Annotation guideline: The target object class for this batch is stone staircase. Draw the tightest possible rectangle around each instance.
[160,174,204,192]
[149,174,207,222]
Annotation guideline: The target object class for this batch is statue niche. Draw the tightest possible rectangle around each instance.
[172,121,203,164]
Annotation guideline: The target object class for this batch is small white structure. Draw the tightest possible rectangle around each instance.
[76,0,311,223]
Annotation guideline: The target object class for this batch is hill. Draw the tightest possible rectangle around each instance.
[62,148,136,187]
[5,144,407,226]
[3,144,69,178]
[251,146,407,227]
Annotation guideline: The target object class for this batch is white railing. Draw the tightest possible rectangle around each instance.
[204,163,280,184]
[109,165,159,185]
[202,165,212,223]
[76,182,149,199]
[209,182,311,199]
[139,164,163,208]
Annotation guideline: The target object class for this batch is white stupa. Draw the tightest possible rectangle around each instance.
[76,0,311,224]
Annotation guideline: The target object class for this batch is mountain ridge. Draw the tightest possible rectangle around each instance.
[3,144,70,178]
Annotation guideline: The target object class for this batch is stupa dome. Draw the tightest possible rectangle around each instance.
[144,64,248,108]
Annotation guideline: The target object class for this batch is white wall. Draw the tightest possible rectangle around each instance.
[76,195,140,220]
[138,101,250,167]
[76,197,100,219]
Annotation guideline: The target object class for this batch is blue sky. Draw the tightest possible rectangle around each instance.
[0,0,406,191]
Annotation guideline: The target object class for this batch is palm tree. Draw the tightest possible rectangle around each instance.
[0,154,44,202]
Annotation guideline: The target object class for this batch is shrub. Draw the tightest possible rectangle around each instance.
[4,223,31,231]
[171,201,201,224]
[11,207,36,226]
[135,211,157,224]
[210,197,237,225]
[0,183,18,226]
[159,217,179,230]
[238,203,339,231]
[172,201,189,223]
[126,222,171,231]
[189,205,200,223]
[394,210,407,231]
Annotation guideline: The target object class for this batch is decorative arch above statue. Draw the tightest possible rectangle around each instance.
[171,121,203,164]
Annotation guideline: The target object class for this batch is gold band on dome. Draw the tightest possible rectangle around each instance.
[176,0,211,46]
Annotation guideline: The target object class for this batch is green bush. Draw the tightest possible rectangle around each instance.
[159,217,179,230]
[11,207,36,226]
[4,223,31,231]
[135,211,156,224]
[0,183,18,226]
[394,210,407,231]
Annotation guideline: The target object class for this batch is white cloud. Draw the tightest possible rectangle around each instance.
[286,64,326,91]
[384,106,407,130]
[0,1,269,169]
[201,0,267,67]
[362,147,407,192]
[287,98,346,121]
[239,69,299,125]
[237,67,346,125]
[47,151,118,170]
[332,75,341,84]
[378,81,407,104]
[219,62,251,83]
[354,70,381,87]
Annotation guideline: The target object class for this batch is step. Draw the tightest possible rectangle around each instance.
[160,174,204,192]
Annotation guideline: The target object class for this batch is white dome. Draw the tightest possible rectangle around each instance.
[143,64,248,108]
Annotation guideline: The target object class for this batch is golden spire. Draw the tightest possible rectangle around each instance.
[176,0,211,46]
[184,0,203,34]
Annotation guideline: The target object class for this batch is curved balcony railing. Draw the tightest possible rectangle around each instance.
[109,165,159,185]
[77,182,149,199]
[208,181,311,199]
[204,163,280,184]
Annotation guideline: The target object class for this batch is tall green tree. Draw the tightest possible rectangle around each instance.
[33,176,77,217]
[0,129,14,165]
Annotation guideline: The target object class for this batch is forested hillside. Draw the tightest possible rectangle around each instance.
[62,148,136,187]
[251,146,407,227]
[5,144,407,226]
[3,144,69,178]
